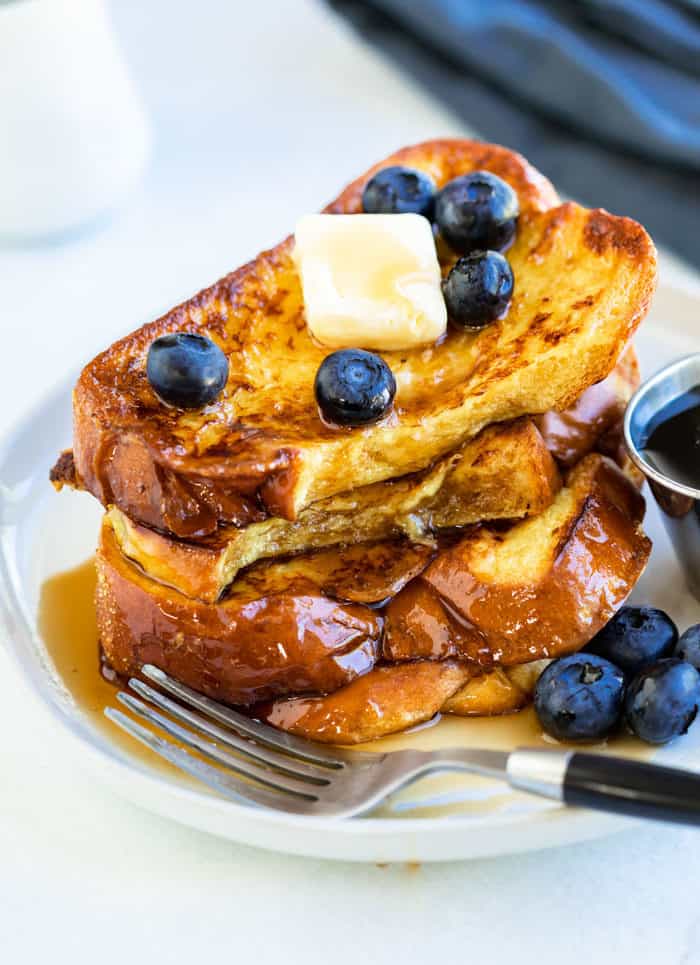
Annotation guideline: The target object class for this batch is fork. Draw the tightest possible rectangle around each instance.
[106,664,700,824]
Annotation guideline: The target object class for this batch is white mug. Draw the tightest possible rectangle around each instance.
[0,0,150,240]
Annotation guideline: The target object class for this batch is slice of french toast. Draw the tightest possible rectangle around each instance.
[442,660,552,717]
[255,662,476,745]
[62,139,656,538]
[254,457,650,744]
[108,416,560,602]
[97,518,434,706]
[104,344,639,603]
[255,659,551,745]
[383,454,651,670]
[536,339,641,475]
[98,452,649,725]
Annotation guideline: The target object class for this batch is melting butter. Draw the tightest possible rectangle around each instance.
[294,213,446,351]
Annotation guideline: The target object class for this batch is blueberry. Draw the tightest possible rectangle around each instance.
[442,250,513,329]
[315,349,396,427]
[435,171,519,254]
[625,659,700,744]
[586,606,678,676]
[675,625,700,671]
[534,654,625,742]
[361,166,436,217]
[146,332,228,409]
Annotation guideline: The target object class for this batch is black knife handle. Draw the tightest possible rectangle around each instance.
[563,752,700,826]
[506,747,700,826]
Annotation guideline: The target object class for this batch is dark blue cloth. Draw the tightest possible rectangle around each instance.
[327,0,700,267]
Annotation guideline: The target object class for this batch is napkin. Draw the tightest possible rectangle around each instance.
[327,0,700,268]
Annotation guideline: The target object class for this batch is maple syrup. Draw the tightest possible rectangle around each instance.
[37,559,197,782]
[642,385,700,491]
[38,558,653,818]
[629,377,700,602]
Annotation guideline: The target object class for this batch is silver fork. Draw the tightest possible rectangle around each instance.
[106,664,700,824]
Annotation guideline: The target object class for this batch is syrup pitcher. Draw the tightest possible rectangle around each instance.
[0,0,150,240]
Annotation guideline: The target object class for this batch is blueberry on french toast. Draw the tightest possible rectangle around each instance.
[314,349,396,427]
[361,165,436,217]
[435,170,519,253]
[146,332,228,409]
[443,250,514,329]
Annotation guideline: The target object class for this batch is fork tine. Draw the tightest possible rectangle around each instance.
[105,709,315,814]
[116,692,322,799]
[128,677,329,784]
[140,664,354,766]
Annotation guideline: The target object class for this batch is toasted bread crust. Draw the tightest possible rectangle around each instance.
[96,522,440,706]
[442,660,551,717]
[255,661,476,744]
[536,342,639,469]
[257,658,552,744]
[441,667,530,718]
[69,139,656,537]
[383,455,651,669]
[325,138,558,215]
[49,449,78,490]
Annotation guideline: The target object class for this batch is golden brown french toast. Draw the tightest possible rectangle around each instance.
[97,452,649,733]
[254,457,650,744]
[97,520,438,706]
[384,454,651,670]
[108,416,560,602]
[442,660,552,717]
[256,662,476,745]
[105,345,639,603]
[536,340,640,472]
[62,139,656,538]
[101,509,537,736]
[256,659,551,744]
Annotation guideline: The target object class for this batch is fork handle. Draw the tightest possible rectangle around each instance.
[508,748,700,826]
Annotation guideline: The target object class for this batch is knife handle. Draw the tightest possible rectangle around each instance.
[507,747,700,826]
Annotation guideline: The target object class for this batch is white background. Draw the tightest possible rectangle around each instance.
[2,2,700,963]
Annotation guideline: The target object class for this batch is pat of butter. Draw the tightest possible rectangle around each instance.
[294,213,447,351]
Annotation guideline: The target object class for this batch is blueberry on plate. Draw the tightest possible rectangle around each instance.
[442,250,513,329]
[625,659,700,744]
[146,332,229,409]
[361,166,436,217]
[586,606,678,676]
[534,654,625,742]
[435,171,519,254]
[315,349,396,427]
[675,624,700,671]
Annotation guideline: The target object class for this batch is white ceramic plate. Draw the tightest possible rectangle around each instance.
[2,280,700,863]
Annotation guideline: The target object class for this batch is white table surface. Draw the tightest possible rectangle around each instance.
[2,2,700,962]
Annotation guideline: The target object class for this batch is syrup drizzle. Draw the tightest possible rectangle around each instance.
[38,559,200,783]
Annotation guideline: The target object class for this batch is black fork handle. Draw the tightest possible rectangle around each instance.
[507,748,700,826]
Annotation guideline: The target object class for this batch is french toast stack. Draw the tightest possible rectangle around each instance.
[52,139,658,744]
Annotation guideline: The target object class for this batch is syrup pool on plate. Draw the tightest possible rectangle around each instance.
[38,558,653,819]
